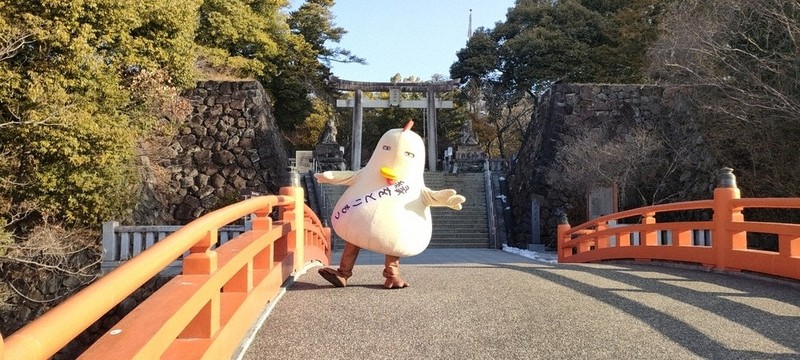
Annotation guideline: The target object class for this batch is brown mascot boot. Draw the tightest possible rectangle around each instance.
[383,255,409,289]
[319,242,360,287]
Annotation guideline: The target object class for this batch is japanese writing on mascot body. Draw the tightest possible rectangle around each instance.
[334,181,411,220]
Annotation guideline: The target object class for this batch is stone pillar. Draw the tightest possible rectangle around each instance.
[351,89,363,170]
[529,198,545,252]
[426,88,437,171]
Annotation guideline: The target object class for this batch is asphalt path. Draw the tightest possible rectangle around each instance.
[240,248,800,360]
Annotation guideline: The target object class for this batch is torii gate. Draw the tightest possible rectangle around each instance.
[333,77,458,171]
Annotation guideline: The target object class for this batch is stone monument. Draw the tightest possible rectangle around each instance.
[452,119,486,172]
[313,118,347,171]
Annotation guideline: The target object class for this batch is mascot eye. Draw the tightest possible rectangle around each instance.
[405,151,415,158]
[382,145,391,151]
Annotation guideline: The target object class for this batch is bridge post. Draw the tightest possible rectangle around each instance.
[183,230,219,274]
[595,222,609,249]
[712,167,744,270]
[557,213,571,261]
[279,168,305,274]
[641,212,657,246]
[180,229,221,339]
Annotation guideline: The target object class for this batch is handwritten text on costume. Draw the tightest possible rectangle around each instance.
[334,181,411,220]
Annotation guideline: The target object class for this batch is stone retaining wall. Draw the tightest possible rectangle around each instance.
[133,80,290,224]
[507,84,719,249]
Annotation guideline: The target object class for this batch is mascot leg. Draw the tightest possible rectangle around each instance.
[318,242,360,287]
[382,255,409,289]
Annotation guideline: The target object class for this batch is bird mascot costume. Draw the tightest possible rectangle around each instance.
[314,120,466,289]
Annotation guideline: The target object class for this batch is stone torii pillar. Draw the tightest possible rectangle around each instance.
[333,77,458,171]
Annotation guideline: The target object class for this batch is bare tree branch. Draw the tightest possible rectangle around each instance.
[0,28,31,62]
[0,224,101,306]
[0,103,76,128]
[649,0,800,123]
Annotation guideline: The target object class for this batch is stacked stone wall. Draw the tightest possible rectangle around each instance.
[134,80,290,224]
[507,84,719,249]
[0,248,99,337]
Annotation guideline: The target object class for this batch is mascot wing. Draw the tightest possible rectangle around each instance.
[314,170,360,186]
[421,188,466,210]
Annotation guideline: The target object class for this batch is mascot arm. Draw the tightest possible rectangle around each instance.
[421,188,466,210]
[314,170,359,186]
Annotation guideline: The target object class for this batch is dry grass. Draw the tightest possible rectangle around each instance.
[194,59,254,82]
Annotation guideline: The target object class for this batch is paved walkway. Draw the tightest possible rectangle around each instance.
[240,249,800,359]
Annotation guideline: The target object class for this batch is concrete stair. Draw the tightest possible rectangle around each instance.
[311,172,490,250]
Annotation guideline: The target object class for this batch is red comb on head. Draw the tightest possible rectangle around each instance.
[403,120,414,131]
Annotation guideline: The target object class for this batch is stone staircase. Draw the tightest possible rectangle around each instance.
[302,173,323,217]
[425,172,490,248]
[309,172,490,250]
[310,178,346,249]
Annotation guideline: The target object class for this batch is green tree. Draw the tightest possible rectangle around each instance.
[0,0,199,227]
[0,0,362,228]
[194,0,287,78]
[289,0,363,66]
[290,97,335,150]
[494,0,609,91]
[453,0,669,95]
[270,0,365,142]
[192,0,366,149]
[450,28,499,84]
[450,0,669,159]
[452,28,532,158]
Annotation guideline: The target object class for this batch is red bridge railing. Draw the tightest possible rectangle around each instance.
[558,168,800,281]
[1,183,330,359]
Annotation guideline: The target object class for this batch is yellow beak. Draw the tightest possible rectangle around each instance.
[380,166,397,184]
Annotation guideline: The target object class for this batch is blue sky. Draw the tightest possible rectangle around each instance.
[302,0,517,82]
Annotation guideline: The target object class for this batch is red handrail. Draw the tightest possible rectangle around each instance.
[558,169,800,281]
[1,184,330,359]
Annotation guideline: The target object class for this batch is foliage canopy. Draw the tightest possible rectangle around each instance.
[449,0,671,159]
[0,0,358,228]
[0,0,202,227]
[453,0,669,95]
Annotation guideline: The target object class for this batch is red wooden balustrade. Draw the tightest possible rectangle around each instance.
[558,168,800,281]
[1,184,330,359]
